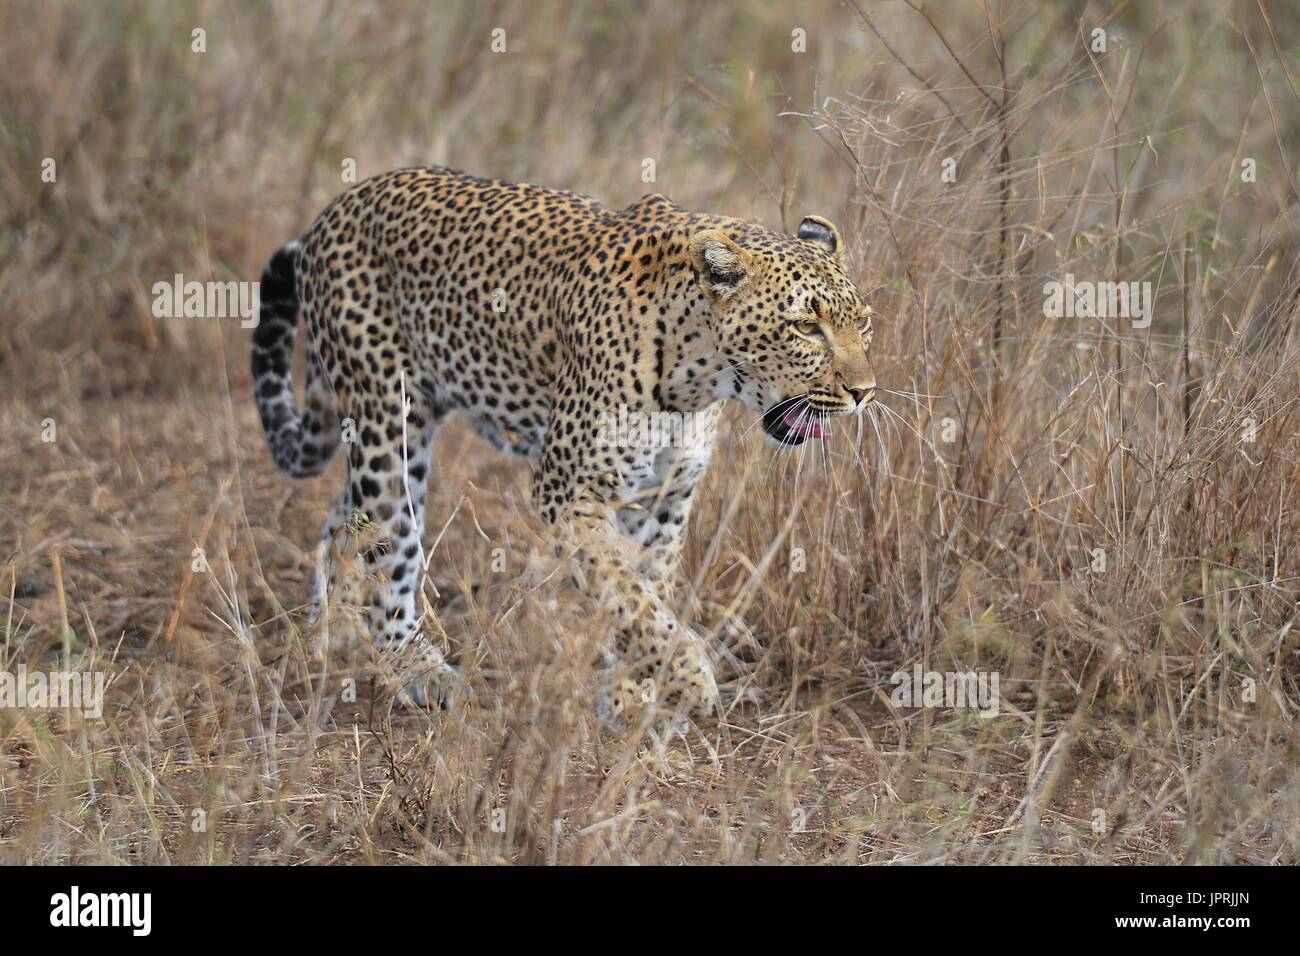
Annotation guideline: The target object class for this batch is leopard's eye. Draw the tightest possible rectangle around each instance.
[858,314,874,336]
[792,318,820,337]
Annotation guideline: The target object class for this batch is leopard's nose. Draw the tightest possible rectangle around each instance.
[846,384,875,406]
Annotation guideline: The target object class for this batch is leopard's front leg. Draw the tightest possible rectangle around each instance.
[532,347,725,726]
[615,422,760,680]
[545,497,720,726]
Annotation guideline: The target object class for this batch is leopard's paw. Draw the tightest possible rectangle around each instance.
[382,642,470,712]
[595,675,656,730]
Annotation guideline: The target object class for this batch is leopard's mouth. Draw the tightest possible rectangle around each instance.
[761,396,830,447]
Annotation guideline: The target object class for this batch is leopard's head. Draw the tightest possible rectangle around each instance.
[689,216,876,447]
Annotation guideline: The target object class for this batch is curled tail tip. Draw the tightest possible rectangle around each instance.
[253,238,336,478]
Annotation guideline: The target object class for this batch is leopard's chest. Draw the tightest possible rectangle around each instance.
[618,404,722,497]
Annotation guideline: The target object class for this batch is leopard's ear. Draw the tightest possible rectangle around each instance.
[689,230,751,301]
[797,215,846,263]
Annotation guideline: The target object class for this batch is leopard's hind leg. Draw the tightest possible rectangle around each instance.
[336,382,463,708]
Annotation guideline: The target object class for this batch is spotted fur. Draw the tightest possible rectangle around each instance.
[252,166,876,721]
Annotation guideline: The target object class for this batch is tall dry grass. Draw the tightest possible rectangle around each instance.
[1,1,1297,863]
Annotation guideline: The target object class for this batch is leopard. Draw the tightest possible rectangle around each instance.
[251,165,876,725]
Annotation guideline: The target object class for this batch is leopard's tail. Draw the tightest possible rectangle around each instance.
[252,241,339,477]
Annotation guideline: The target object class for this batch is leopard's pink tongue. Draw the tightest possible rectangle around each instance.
[782,408,828,438]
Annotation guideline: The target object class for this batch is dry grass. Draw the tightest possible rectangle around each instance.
[1,0,1297,864]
